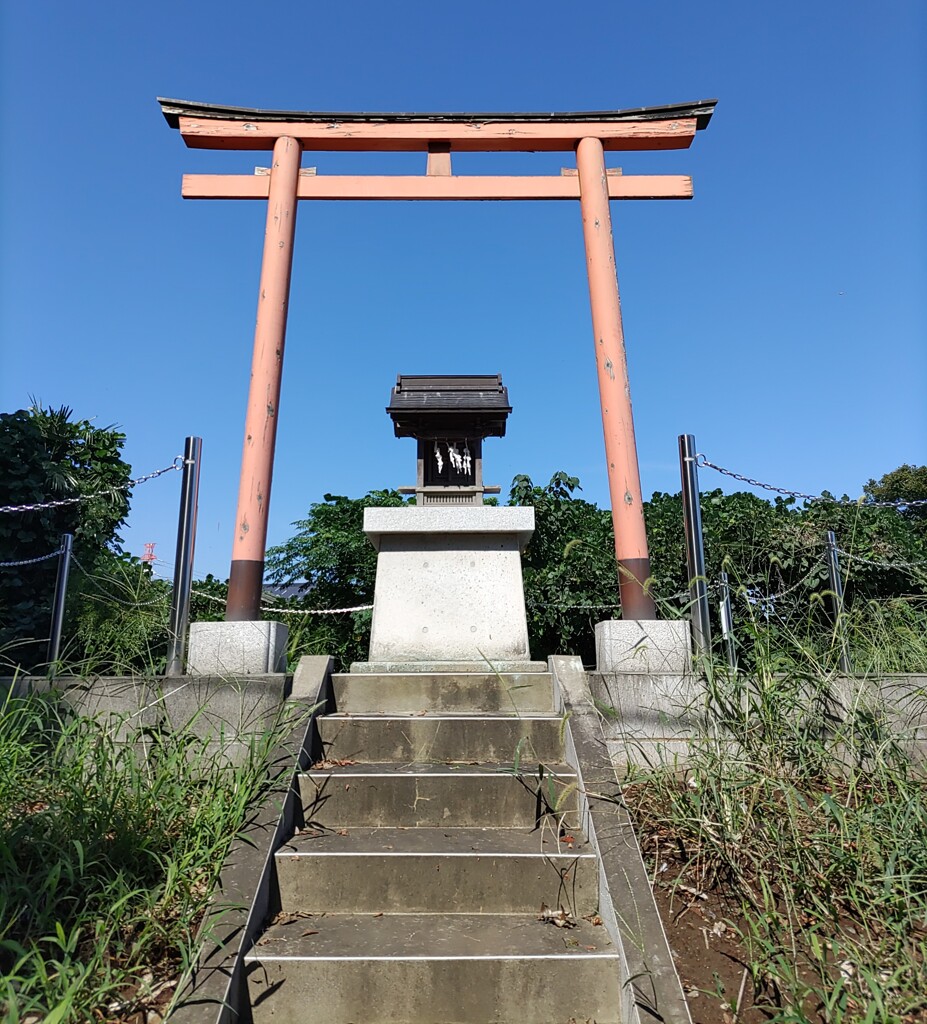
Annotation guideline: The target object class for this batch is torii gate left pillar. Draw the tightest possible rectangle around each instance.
[159,97,716,624]
[226,135,301,618]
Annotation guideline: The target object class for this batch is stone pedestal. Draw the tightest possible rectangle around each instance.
[187,621,288,676]
[594,619,691,674]
[352,506,535,672]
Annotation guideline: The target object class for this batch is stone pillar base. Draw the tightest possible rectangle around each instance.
[187,621,288,676]
[595,619,691,673]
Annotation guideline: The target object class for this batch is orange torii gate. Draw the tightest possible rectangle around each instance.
[159,97,716,623]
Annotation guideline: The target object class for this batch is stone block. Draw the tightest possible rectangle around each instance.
[363,505,534,551]
[363,506,534,665]
[187,621,288,676]
[594,619,691,673]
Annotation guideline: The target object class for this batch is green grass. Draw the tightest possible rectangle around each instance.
[0,687,300,1023]
[622,620,927,1023]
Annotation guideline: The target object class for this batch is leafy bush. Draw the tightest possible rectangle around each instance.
[0,405,133,671]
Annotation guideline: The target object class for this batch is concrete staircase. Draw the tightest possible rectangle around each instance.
[244,670,623,1023]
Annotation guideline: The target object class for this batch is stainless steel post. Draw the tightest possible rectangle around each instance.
[166,437,202,676]
[47,533,73,669]
[825,530,852,675]
[678,434,712,657]
[719,570,737,670]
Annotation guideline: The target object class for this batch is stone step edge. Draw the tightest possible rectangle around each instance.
[246,950,619,961]
[320,713,562,720]
[348,661,549,675]
[277,849,595,858]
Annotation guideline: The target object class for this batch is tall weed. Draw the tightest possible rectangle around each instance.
[0,687,297,1022]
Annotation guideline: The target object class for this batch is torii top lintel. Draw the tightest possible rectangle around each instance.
[158,97,716,152]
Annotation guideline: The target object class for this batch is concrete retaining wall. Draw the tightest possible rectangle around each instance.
[590,671,927,767]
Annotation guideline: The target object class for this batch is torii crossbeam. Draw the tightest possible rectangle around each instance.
[159,97,716,622]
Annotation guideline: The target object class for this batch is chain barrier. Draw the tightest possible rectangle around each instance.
[0,547,64,568]
[528,601,619,610]
[733,556,829,605]
[694,454,927,509]
[0,458,185,514]
[837,549,927,574]
[191,588,373,615]
[263,602,373,616]
[72,555,172,608]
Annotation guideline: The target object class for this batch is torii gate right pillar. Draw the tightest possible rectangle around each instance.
[577,136,656,619]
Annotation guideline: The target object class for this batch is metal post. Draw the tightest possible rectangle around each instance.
[47,533,73,668]
[166,437,203,677]
[227,135,302,621]
[825,530,852,675]
[678,435,712,657]
[719,570,737,670]
[576,136,656,620]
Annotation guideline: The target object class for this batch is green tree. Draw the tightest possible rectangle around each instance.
[0,404,133,668]
[509,472,620,664]
[265,489,412,667]
[865,464,927,536]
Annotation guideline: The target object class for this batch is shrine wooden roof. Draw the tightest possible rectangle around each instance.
[387,375,511,439]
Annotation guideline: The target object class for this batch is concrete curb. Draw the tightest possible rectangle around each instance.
[166,656,334,1024]
[550,655,693,1024]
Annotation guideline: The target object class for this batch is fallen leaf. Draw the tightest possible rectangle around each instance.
[301,929,319,936]
[538,903,577,929]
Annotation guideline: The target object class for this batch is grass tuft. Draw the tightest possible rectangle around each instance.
[622,616,927,1023]
[0,687,298,1022]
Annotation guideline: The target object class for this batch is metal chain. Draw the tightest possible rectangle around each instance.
[0,547,63,567]
[72,555,172,607]
[733,556,828,604]
[838,549,927,573]
[191,588,372,615]
[263,602,373,616]
[0,458,184,514]
[528,601,620,610]
[695,455,927,509]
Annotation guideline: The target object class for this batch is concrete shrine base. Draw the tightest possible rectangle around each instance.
[187,620,289,676]
[358,506,535,670]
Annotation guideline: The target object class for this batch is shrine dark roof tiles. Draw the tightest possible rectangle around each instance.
[387,375,511,439]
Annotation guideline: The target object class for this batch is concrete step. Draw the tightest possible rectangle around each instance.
[318,713,564,764]
[276,826,596,915]
[301,763,580,829]
[246,912,620,1023]
[331,672,555,714]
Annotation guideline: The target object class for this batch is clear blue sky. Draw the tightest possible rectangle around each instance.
[1,1,924,580]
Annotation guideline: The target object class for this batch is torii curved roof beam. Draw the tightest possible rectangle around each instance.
[157,97,717,152]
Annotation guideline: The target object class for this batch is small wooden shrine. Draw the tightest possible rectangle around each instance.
[387,375,511,506]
